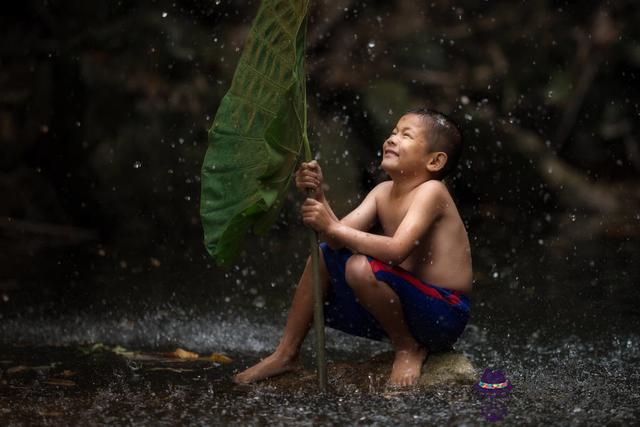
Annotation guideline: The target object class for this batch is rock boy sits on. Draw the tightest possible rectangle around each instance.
[234,108,473,387]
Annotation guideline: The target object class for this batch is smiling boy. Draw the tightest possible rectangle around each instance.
[234,108,472,387]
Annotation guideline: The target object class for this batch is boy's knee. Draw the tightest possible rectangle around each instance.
[345,255,375,289]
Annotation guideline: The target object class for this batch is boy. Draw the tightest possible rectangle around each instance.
[234,108,472,387]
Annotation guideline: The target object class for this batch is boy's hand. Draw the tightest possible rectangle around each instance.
[301,198,337,234]
[294,160,324,201]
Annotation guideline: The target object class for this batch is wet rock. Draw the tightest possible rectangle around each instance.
[261,350,477,394]
[417,351,478,387]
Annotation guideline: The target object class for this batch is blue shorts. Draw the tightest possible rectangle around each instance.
[320,242,471,353]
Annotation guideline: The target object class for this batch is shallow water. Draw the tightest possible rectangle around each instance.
[1,221,640,425]
[1,321,639,425]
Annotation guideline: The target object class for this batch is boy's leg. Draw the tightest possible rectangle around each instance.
[233,250,330,384]
[344,255,428,387]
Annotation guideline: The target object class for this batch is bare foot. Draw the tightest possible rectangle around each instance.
[388,345,428,387]
[233,352,303,385]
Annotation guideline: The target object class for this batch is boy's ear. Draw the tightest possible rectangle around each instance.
[426,152,448,173]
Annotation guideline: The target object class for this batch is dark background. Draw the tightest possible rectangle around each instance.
[1,0,639,318]
[2,3,639,424]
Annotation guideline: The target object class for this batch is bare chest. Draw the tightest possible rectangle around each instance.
[377,196,413,235]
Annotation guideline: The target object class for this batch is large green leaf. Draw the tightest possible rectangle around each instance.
[200,0,310,266]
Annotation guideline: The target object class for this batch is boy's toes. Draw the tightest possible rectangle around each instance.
[232,372,251,385]
[388,346,427,388]
[398,374,414,388]
[387,373,414,388]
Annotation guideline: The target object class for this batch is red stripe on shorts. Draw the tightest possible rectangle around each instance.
[368,259,462,306]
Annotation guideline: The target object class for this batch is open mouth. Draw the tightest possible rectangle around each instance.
[384,149,399,157]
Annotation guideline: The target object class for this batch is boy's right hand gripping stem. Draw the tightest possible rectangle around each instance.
[295,160,324,201]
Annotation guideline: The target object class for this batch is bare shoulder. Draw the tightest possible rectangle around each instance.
[410,180,457,222]
[370,180,393,199]
[414,180,449,202]
[374,180,393,192]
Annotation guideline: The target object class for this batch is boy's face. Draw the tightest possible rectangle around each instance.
[381,113,437,176]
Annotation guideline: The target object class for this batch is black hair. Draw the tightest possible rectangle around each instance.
[403,107,463,180]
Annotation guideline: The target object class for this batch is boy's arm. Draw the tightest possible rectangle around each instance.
[312,181,445,265]
[296,160,379,249]
[318,185,380,250]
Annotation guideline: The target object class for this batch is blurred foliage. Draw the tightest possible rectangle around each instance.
[1,0,639,287]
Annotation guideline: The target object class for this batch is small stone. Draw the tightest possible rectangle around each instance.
[417,351,477,387]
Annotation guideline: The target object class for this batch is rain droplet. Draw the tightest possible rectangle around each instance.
[133,161,142,169]
[367,41,376,48]
[253,296,265,308]
[162,12,168,18]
